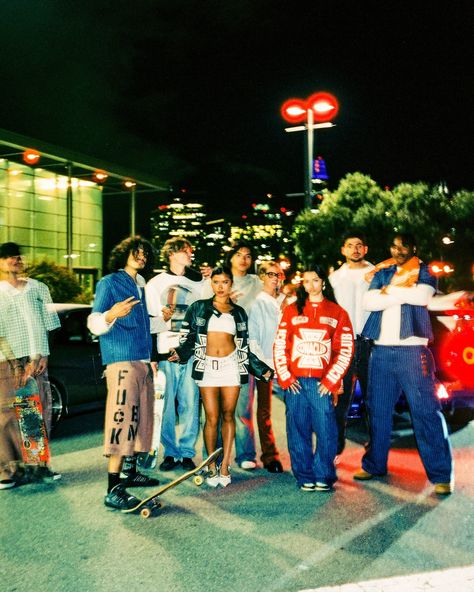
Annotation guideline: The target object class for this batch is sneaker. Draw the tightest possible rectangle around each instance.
[181,457,196,471]
[315,482,332,492]
[159,456,181,471]
[0,479,16,490]
[34,466,62,481]
[123,472,160,488]
[264,460,283,473]
[300,483,316,492]
[121,455,136,473]
[219,468,231,488]
[240,460,257,470]
[434,482,454,495]
[104,484,140,510]
[137,451,157,470]
[205,468,220,488]
[353,468,374,481]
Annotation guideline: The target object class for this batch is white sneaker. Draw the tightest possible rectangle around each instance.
[315,482,331,492]
[300,483,316,492]
[219,468,231,487]
[240,460,257,470]
[0,479,16,490]
[205,469,220,488]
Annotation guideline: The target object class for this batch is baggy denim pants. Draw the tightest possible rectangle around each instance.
[161,358,200,460]
[362,345,453,483]
[284,377,338,486]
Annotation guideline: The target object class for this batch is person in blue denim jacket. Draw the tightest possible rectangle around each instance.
[354,233,453,495]
[88,236,160,510]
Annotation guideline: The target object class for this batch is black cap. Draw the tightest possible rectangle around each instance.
[0,242,22,258]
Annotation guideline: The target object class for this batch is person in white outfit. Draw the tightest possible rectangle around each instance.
[329,231,374,455]
[145,237,207,472]
[247,261,285,473]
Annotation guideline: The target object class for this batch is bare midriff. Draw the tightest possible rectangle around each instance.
[206,332,236,357]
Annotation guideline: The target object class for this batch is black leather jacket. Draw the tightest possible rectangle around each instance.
[174,297,273,384]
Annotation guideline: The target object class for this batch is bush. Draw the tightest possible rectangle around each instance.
[26,261,85,303]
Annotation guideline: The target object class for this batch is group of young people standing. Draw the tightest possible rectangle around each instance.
[89,228,454,511]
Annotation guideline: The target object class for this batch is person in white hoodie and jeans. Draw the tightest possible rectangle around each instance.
[247,261,285,473]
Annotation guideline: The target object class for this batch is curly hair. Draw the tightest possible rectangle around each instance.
[391,232,417,250]
[107,236,155,274]
[296,264,336,314]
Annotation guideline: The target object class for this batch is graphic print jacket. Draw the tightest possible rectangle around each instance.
[174,297,274,384]
[274,298,354,394]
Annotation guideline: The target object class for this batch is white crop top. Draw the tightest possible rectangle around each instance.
[207,312,236,335]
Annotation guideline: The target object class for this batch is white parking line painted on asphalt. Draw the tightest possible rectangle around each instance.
[269,487,435,591]
[298,564,474,592]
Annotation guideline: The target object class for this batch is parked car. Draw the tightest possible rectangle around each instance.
[429,291,474,426]
[348,291,474,428]
[48,304,106,428]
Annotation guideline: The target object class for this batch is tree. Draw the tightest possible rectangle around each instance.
[26,261,88,303]
[293,173,390,268]
[291,174,474,290]
[444,189,474,290]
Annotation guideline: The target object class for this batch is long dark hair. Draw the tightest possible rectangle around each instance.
[108,236,155,274]
[296,264,335,314]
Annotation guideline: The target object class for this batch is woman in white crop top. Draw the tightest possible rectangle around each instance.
[168,266,273,488]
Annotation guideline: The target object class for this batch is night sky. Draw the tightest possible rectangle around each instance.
[1,1,472,225]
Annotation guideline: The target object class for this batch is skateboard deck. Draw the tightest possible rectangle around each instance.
[138,369,165,470]
[151,369,166,451]
[13,377,51,465]
[123,447,223,517]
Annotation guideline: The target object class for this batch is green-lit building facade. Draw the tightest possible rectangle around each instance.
[0,158,102,271]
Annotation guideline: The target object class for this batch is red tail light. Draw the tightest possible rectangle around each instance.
[436,383,450,400]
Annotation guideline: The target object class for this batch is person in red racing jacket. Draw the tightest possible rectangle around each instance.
[274,264,354,492]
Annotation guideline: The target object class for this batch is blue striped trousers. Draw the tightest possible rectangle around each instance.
[284,377,337,486]
[362,345,453,483]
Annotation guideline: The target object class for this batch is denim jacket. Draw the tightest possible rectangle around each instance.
[174,297,273,384]
[92,270,152,364]
[362,263,436,342]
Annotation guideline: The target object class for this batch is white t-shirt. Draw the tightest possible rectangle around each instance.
[329,262,374,336]
[146,268,206,352]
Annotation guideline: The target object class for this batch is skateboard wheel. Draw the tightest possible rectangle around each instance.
[140,507,152,518]
[193,475,204,486]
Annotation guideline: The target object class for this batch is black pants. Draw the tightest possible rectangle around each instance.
[334,336,371,454]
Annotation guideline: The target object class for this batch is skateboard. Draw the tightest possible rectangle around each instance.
[123,447,223,518]
[13,377,51,465]
[137,369,165,470]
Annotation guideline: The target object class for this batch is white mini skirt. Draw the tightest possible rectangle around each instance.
[196,350,241,387]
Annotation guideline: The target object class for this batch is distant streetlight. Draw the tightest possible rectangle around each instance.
[429,261,455,276]
[23,148,41,165]
[92,169,108,183]
[281,92,339,208]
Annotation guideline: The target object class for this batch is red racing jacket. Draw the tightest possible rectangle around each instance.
[273,298,354,394]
